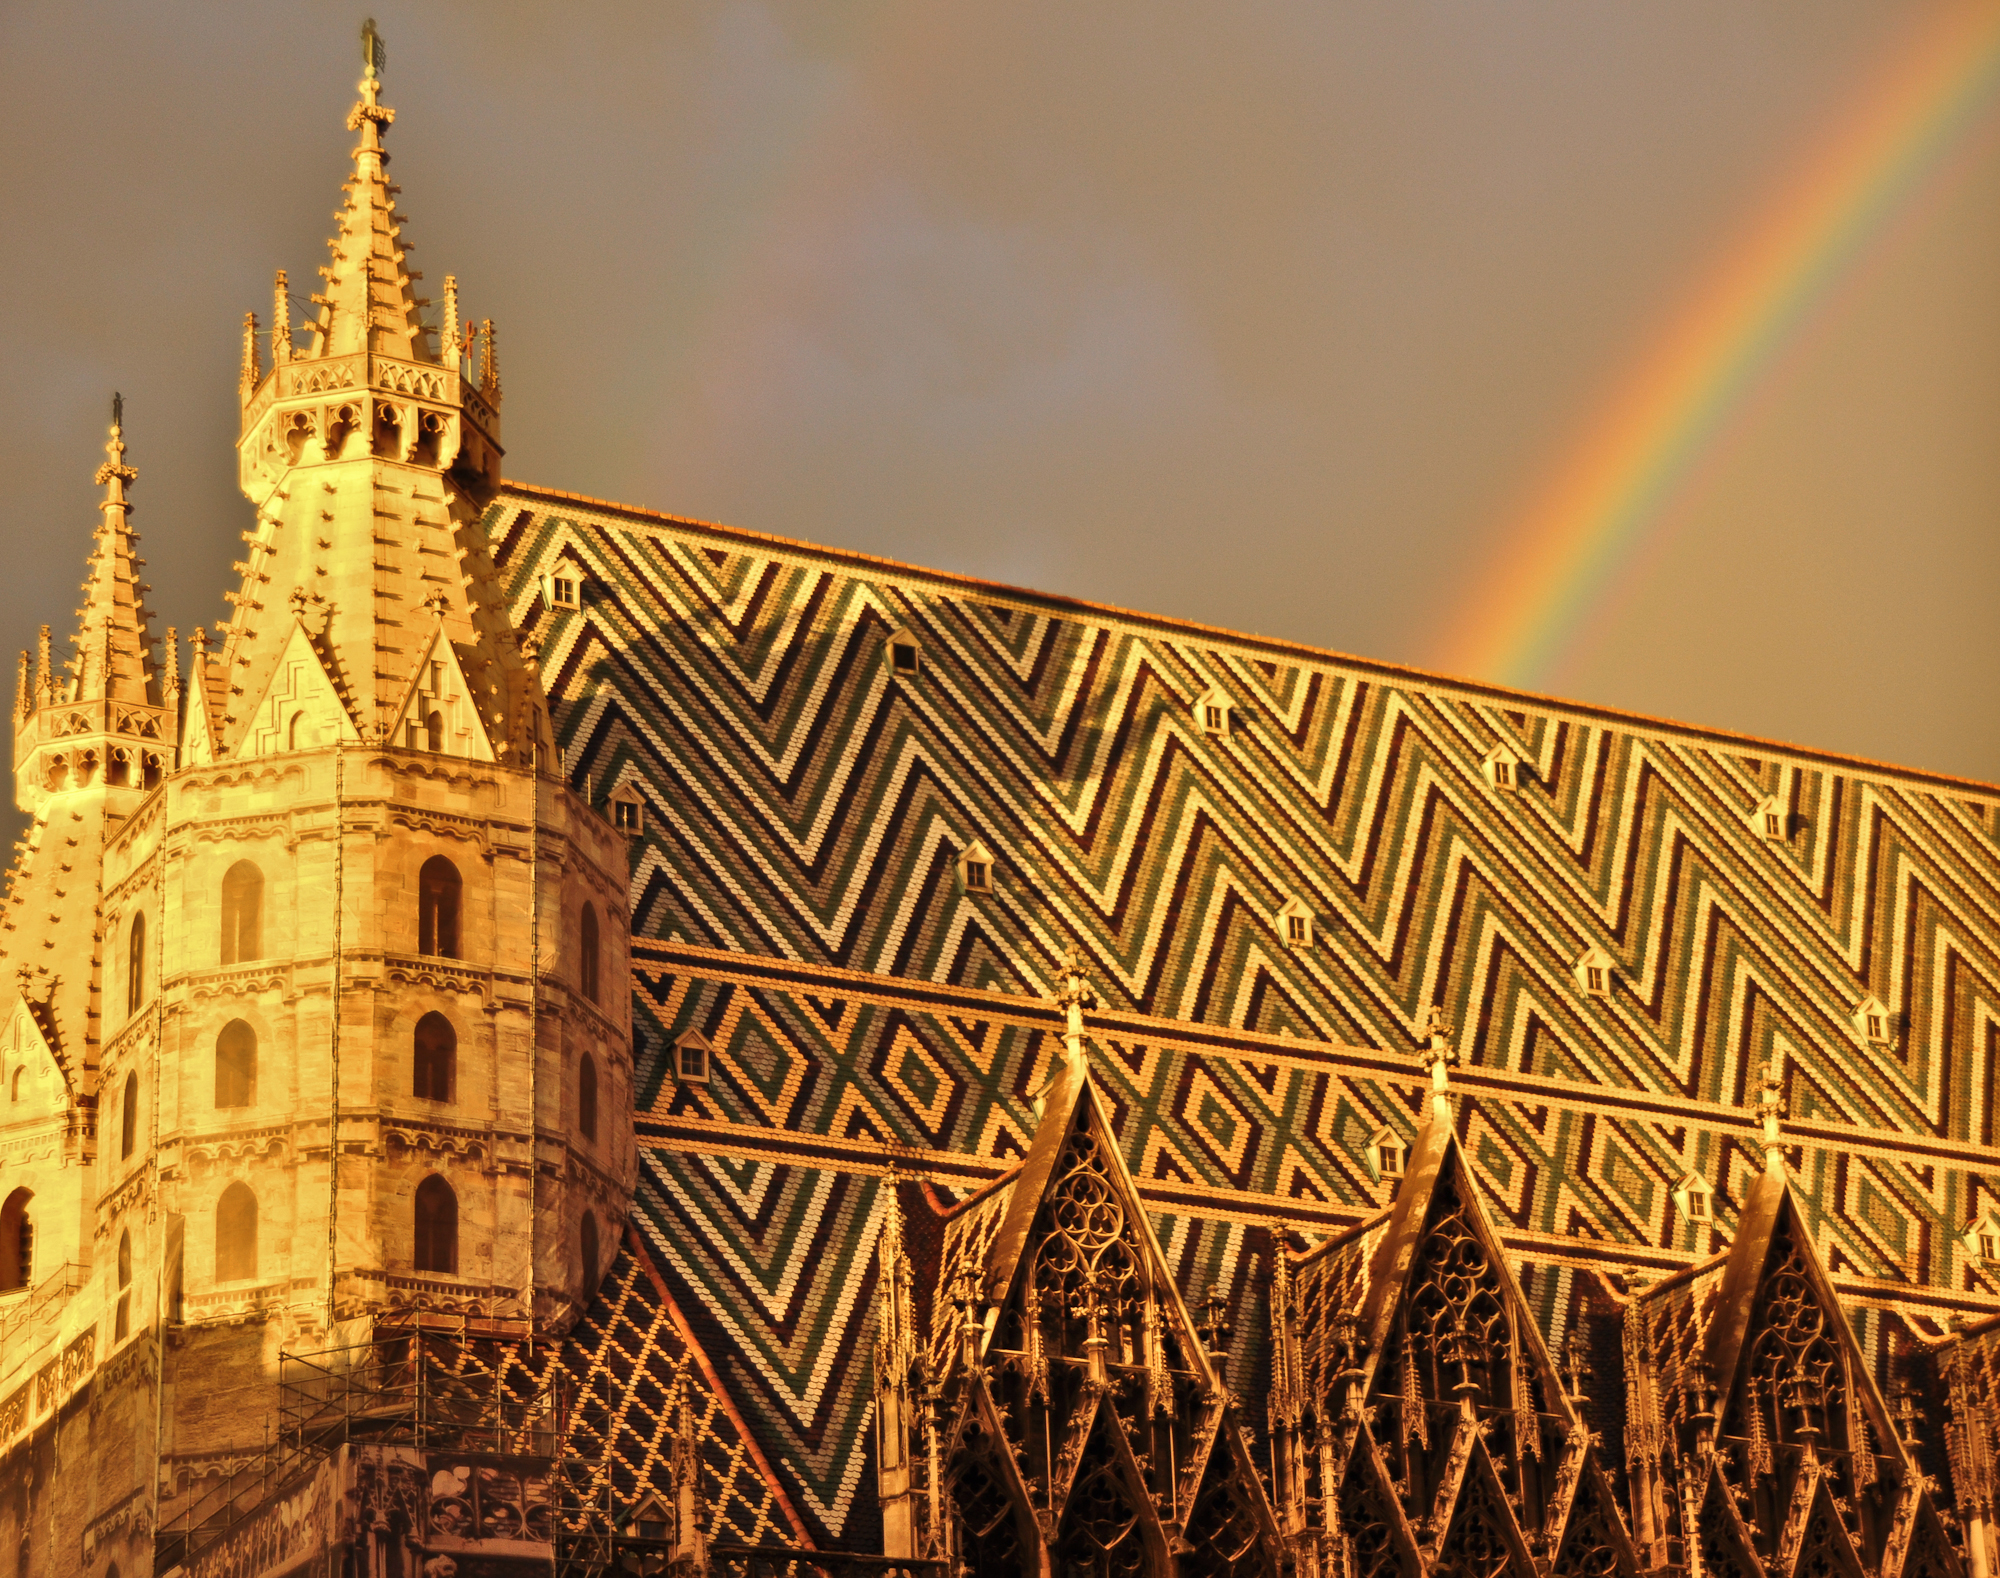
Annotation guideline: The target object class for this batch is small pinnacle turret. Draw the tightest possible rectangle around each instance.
[12,398,174,809]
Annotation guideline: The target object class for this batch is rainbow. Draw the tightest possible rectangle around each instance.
[1432,5,2000,689]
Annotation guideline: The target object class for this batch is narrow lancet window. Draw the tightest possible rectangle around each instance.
[215,1182,257,1282]
[418,856,461,957]
[215,1020,257,1109]
[220,861,263,965]
[413,1012,456,1102]
[414,1175,458,1274]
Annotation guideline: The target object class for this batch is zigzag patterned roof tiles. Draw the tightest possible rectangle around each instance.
[493,480,2000,1544]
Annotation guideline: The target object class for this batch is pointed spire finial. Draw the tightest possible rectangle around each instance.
[1758,1054,1787,1178]
[240,311,261,394]
[1419,1003,1456,1118]
[1055,943,1096,1077]
[362,17,386,82]
[480,317,501,399]
[271,270,291,367]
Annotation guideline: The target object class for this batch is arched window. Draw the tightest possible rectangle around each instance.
[414,1175,458,1274]
[120,1071,139,1161]
[425,710,444,752]
[413,1013,456,1102]
[578,1054,598,1144]
[288,710,315,752]
[127,911,146,1016]
[215,1182,257,1282]
[581,1212,600,1294]
[220,861,263,965]
[215,1020,257,1109]
[9,1067,21,1103]
[0,1188,31,1293]
[579,903,600,1005]
[418,856,461,958]
[115,1229,132,1342]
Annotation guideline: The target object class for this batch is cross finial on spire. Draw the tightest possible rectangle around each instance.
[1419,1003,1456,1117]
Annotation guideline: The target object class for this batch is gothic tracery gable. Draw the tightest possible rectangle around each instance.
[1430,1446,1536,1578]
[1181,1428,1280,1578]
[1336,1426,1425,1578]
[1895,1497,1964,1578]
[1695,1457,1769,1578]
[1272,1102,1644,1578]
[1548,1465,1636,1578]
[912,1055,1283,1574]
[1705,1186,1917,1577]
[1624,1159,1969,1578]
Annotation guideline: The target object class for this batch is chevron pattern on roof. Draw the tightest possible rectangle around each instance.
[492,485,2000,1543]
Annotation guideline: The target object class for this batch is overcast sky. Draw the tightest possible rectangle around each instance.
[3,2,1996,783]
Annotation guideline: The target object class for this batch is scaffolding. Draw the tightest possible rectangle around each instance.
[155,1311,576,1573]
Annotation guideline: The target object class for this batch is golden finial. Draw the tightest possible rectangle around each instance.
[362,17,386,82]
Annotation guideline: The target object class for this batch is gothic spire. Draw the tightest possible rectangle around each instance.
[75,394,154,705]
[302,22,435,364]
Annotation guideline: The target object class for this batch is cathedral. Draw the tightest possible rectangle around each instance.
[2,33,1998,1578]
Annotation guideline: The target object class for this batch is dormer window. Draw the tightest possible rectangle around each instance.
[675,1031,712,1084]
[1749,796,1787,842]
[1854,995,1894,1048]
[958,841,995,894]
[886,629,921,677]
[1672,1171,1714,1224]
[1483,745,1523,792]
[1962,1213,2000,1264]
[541,569,581,610]
[608,783,646,836]
[1574,946,1614,998]
[1278,897,1314,950]
[1365,1124,1406,1184]
[1193,689,1232,737]
[624,1494,673,1543]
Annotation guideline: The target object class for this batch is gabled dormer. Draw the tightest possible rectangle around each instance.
[956,840,995,895]
[1193,687,1233,737]
[1672,1168,1714,1225]
[606,780,646,836]
[1277,895,1314,949]
[1574,944,1615,998]
[1854,993,1895,1049]
[1749,793,1788,841]
[1364,1122,1407,1185]
[1962,1211,2000,1265]
[1482,743,1523,791]
[885,627,922,678]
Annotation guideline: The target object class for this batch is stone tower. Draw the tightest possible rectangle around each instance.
[0,32,635,1576]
